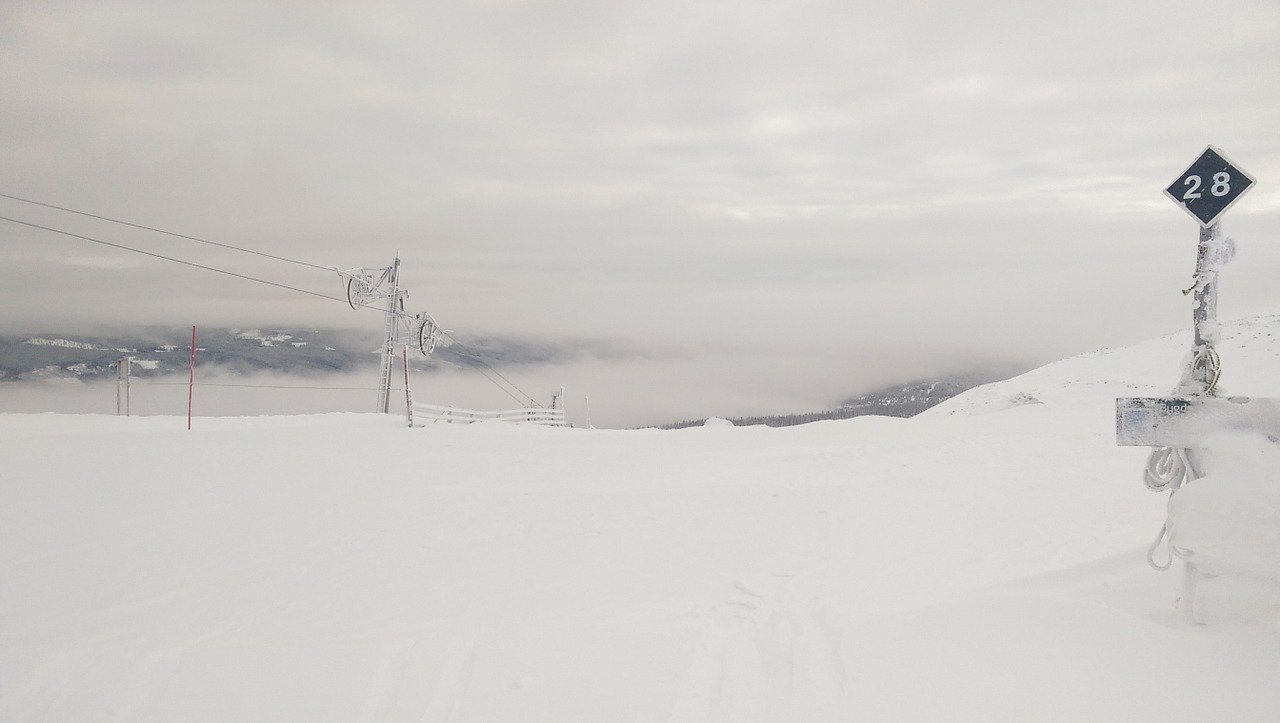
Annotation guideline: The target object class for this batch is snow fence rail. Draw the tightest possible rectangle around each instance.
[411,402,566,427]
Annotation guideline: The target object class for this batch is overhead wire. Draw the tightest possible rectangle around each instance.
[0,192,332,271]
[0,205,545,408]
[0,215,350,304]
[133,380,400,391]
[429,353,534,408]
[440,330,538,407]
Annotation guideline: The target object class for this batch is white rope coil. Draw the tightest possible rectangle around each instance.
[1144,447,1189,492]
[1144,447,1192,570]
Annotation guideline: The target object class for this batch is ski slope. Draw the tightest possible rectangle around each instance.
[4,316,1280,720]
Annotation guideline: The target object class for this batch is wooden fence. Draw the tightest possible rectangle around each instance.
[411,402,566,427]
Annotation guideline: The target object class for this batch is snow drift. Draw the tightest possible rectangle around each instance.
[3,316,1280,720]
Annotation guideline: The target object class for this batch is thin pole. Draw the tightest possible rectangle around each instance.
[402,344,414,427]
[1191,223,1219,378]
[1182,223,1221,623]
[187,325,196,430]
[377,255,401,413]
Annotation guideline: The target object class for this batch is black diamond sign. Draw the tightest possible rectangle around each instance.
[1164,146,1256,227]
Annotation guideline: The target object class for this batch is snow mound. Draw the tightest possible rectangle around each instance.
[702,416,734,427]
[1170,432,1280,579]
[4,315,1280,719]
[929,314,1280,416]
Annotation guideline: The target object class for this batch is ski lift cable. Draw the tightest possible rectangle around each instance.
[0,215,350,304]
[1,213,546,409]
[5,214,435,326]
[423,354,539,408]
[0,192,333,272]
[132,380,401,391]
[440,330,539,407]
[2,196,432,331]
[0,194,429,328]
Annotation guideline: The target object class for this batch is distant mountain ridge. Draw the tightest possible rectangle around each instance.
[658,372,1010,429]
[0,327,603,382]
[3,329,1015,428]
[0,328,371,381]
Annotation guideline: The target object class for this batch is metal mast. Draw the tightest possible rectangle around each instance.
[376,254,402,413]
[333,254,439,414]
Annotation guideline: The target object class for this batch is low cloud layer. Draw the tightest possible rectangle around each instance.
[0,342,1012,429]
[2,1,1278,407]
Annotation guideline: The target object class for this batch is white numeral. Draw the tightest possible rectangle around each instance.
[1182,175,1202,200]
[1211,172,1230,197]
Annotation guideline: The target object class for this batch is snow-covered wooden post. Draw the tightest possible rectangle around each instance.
[1186,224,1220,395]
[1116,146,1272,624]
[115,356,131,416]
[402,344,414,428]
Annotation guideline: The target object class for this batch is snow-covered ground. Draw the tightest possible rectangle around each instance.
[4,317,1280,720]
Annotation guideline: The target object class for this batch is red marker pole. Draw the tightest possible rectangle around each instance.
[187,325,196,430]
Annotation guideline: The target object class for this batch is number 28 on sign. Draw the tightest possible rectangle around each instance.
[1164,146,1256,228]
[1180,172,1232,201]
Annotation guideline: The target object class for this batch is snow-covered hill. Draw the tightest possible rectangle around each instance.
[658,371,1006,429]
[3,317,1279,720]
[931,313,1280,417]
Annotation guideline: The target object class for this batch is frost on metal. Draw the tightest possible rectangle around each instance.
[1117,396,1280,448]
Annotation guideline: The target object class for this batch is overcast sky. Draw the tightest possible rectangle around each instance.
[2,1,1279,418]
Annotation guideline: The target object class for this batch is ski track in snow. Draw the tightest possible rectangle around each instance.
[670,576,848,722]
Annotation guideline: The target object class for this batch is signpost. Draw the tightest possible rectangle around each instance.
[1119,146,1271,623]
[1116,396,1280,448]
[1162,146,1256,228]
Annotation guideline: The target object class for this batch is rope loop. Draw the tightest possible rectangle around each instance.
[1144,447,1188,492]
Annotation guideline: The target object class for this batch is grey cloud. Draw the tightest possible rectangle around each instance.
[2,0,1278,420]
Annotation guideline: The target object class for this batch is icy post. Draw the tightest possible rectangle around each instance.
[332,256,443,414]
[1116,147,1280,624]
[115,356,132,416]
[1177,224,1231,396]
